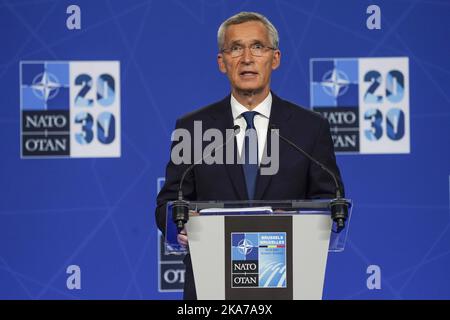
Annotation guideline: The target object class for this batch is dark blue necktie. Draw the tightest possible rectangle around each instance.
[241,111,259,200]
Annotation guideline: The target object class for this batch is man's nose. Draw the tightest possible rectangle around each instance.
[241,47,254,63]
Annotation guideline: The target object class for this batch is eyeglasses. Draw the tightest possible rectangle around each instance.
[221,43,276,58]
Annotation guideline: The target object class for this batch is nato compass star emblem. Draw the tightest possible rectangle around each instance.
[31,71,61,102]
[321,68,350,98]
[237,238,254,255]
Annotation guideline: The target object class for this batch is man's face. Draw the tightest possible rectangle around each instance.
[217,21,281,94]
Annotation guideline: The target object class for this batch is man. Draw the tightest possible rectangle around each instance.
[155,12,344,300]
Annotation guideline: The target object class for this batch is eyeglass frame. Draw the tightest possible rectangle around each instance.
[220,43,277,58]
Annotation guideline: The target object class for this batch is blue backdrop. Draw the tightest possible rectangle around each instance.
[1,0,449,299]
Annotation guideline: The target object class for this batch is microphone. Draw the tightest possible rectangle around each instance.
[172,125,241,232]
[269,124,349,232]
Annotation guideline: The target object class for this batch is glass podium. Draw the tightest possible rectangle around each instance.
[164,199,352,254]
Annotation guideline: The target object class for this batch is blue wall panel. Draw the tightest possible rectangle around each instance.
[0,0,449,299]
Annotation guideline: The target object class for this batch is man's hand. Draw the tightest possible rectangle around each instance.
[177,227,188,247]
[177,211,199,248]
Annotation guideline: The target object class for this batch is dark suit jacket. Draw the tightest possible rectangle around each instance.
[155,92,344,299]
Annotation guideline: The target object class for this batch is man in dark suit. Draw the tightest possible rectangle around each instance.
[155,12,344,300]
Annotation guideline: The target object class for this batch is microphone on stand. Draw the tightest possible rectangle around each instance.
[172,125,241,232]
[270,124,349,232]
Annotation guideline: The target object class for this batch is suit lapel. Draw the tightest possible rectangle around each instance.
[254,93,292,200]
[210,96,248,200]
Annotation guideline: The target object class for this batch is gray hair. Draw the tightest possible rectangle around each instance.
[217,12,279,50]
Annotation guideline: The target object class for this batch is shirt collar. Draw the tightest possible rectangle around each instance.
[230,92,272,120]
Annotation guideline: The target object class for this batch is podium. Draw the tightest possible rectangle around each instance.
[164,199,352,300]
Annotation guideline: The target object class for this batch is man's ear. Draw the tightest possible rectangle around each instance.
[217,53,227,74]
[271,50,281,70]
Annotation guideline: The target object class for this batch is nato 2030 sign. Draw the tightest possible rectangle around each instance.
[310,57,410,154]
[20,61,121,158]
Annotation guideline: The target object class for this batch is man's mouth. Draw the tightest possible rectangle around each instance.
[239,71,258,77]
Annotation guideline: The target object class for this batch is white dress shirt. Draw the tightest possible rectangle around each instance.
[230,92,272,164]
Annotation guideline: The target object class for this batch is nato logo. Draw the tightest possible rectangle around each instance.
[20,61,121,158]
[311,59,359,108]
[237,238,254,255]
[310,57,410,154]
[231,232,286,288]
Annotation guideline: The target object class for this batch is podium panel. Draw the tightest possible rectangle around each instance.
[186,214,331,300]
